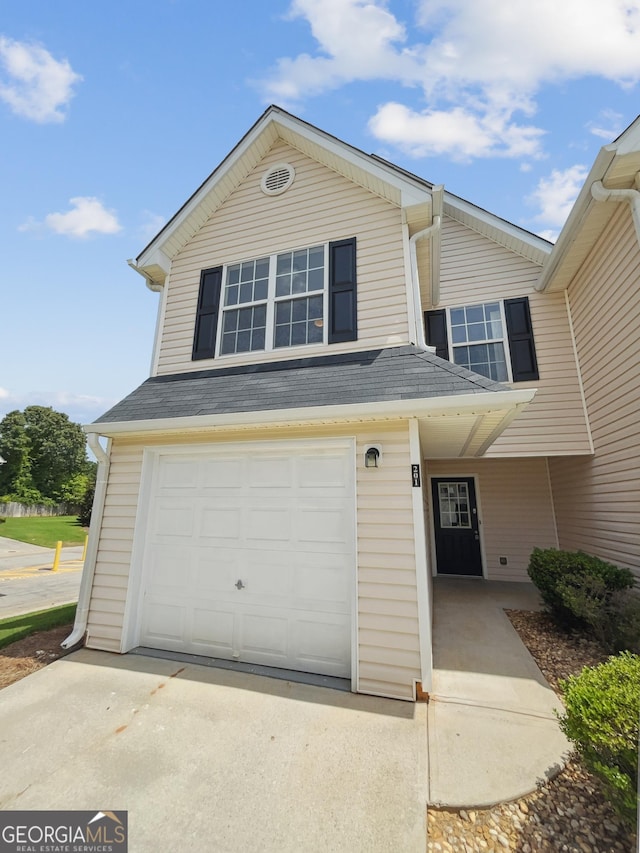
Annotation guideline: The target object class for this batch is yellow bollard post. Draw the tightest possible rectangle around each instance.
[52,540,62,572]
[82,533,89,562]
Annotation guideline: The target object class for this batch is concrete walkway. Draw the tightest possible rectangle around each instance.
[0,649,428,853]
[427,578,570,808]
[0,536,83,618]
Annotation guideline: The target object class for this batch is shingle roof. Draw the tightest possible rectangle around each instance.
[94,346,508,425]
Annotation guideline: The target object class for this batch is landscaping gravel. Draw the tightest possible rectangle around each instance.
[427,610,638,853]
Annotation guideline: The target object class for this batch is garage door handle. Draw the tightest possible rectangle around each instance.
[235,579,245,590]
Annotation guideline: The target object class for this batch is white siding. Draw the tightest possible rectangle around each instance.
[86,421,421,700]
[550,205,640,574]
[155,141,409,376]
[431,216,591,456]
[426,458,558,581]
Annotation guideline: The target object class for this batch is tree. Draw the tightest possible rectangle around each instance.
[0,406,89,503]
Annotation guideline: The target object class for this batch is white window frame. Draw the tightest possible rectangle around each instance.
[216,243,329,358]
[445,300,513,383]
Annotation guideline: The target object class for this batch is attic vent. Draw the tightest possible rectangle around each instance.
[261,163,295,196]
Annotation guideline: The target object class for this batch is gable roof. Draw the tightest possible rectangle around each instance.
[537,114,640,292]
[132,106,551,289]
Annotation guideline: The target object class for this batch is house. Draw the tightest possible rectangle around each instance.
[64,108,640,702]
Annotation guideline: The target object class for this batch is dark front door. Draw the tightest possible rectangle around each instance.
[431,478,483,576]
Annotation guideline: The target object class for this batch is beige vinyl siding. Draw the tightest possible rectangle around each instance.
[86,421,421,700]
[426,458,558,581]
[432,216,590,456]
[549,205,640,574]
[155,140,409,376]
[86,446,142,651]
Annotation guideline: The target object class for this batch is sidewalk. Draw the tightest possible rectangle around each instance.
[427,578,570,808]
[0,536,84,618]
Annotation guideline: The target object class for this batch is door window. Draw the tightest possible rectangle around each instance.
[437,482,471,528]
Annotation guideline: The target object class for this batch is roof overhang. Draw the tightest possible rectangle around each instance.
[537,114,640,293]
[86,387,536,459]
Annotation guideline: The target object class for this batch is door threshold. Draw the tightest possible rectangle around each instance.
[131,647,351,692]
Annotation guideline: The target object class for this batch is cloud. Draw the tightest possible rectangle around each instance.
[528,164,589,228]
[20,196,122,239]
[138,210,167,241]
[260,0,640,161]
[368,101,545,160]
[0,36,82,123]
[588,108,625,140]
[0,389,116,424]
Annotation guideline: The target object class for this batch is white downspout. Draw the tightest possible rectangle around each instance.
[61,433,112,649]
[409,215,442,350]
[591,179,640,245]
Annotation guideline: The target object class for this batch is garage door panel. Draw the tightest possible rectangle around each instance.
[248,455,293,489]
[158,459,200,490]
[296,454,350,489]
[191,608,235,652]
[142,602,186,645]
[152,502,195,538]
[293,615,350,676]
[201,457,244,489]
[139,441,354,678]
[199,506,242,540]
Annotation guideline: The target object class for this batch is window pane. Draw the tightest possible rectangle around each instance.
[254,279,268,302]
[466,305,484,324]
[240,262,254,282]
[308,246,324,268]
[292,272,306,294]
[308,267,323,291]
[225,284,239,307]
[227,265,240,285]
[450,308,465,326]
[292,249,307,272]
[467,322,486,342]
[451,324,467,344]
[276,274,291,297]
[239,282,253,304]
[255,258,270,279]
[223,311,237,332]
[276,254,291,275]
[274,296,324,349]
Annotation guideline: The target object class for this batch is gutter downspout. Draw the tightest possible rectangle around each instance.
[409,190,443,349]
[591,178,640,245]
[61,433,112,649]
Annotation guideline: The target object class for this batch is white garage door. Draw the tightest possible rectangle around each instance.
[137,441,355,678]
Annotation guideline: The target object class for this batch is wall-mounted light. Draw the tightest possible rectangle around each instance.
[364,446,381,468]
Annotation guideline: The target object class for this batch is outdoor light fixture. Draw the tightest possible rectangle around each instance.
[364,446,381,468]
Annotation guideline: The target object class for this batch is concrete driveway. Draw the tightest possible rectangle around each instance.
[0,649,428,852]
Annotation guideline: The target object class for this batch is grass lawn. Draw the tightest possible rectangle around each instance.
[0,515,87,548]
[0,603,77,650]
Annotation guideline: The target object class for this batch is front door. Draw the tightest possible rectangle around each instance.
[431,477,483,576]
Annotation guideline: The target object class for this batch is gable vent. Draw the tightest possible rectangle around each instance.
[261,163,295,196]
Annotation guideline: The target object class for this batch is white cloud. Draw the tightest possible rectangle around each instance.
[20,196,122,239]
[261,0,640,161]
[0,389,116,424]
[0,36,82,123]
[528,164,589,228]
[369,101,545,160]
[588,108,625,140]
[138,210,167,241]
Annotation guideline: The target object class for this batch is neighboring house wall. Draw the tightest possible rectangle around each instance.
[549,205,640,573]
[426,458,558,581]
[155,140,409,377]
[423,216,591,457]
[86,421,422,700]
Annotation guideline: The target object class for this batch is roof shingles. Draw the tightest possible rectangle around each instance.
[94,346,508,425]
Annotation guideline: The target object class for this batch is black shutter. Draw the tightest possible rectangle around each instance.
[192,266,222,360]
[424,309,449,360]
[504,297,539,381]
[328,237,357,344]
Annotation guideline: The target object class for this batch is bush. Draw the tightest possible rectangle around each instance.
[527,548,637,645]
[558,652,640,827]
[77,483,95,528]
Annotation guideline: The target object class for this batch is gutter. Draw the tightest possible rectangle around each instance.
[61,434,112,649]
[409,185,443,346]
[591,178,640,245]
[83,388,537,438]
[127,258,163,293]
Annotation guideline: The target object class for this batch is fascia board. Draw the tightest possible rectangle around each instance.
[535,146,617,292]
[85,388,536,437]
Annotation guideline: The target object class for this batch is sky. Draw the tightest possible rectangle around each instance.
[1,0,640,426]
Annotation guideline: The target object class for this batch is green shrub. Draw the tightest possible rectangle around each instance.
[527,548,636,639]
[558,652,640,827]
[77,483,95,527]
